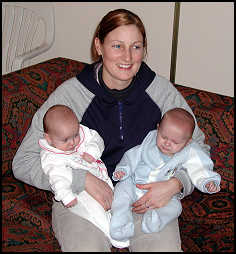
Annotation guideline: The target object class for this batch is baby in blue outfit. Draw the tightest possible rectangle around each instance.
[110,108,221,245]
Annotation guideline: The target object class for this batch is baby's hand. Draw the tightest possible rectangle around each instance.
[114,171,126,180]
[205,182,220,193]
[65,198,78,208]
[82,152,96,164]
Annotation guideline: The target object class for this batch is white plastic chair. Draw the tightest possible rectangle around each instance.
[2,2,55,75]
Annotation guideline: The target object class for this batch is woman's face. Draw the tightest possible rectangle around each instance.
[95,24,144,90]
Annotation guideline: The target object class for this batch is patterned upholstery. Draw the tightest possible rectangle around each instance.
[2,57,234,252]
[174,85,234,252]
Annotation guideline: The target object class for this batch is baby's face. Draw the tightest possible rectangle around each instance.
[48,121,80,152]
[156,120,191,156]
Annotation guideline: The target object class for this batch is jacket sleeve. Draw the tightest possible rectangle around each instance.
[41,154,76,205]
[182,142,221,193]
[12,78,88,193]
[112,144,142,182]
[146,75,210,198]
[80,125,105,160]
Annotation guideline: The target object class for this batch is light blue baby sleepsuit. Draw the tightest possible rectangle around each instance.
[110,130,221,243]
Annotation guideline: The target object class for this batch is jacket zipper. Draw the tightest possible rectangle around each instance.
[118,101,124,141]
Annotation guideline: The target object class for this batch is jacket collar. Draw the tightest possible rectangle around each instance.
[76,61,156,104]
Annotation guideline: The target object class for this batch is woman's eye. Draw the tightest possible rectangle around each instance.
[133,45,141,49]
[112,44,121,49]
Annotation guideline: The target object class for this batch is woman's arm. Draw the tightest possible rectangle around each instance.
[12,78,88,193]
[85,172,113,211]
[12,106,88,193]
[12,77,111,206]
[146,75,209,153]
[80,124,105,160]
[12,122,52,190]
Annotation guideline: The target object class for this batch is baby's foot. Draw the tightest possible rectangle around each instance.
[142,210,161,233]
[110,221,134,241]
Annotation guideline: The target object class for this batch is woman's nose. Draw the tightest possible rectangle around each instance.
[123,48,132,61]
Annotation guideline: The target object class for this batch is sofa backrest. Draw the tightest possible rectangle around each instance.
[2,58,234,182]
[2,57,86,176]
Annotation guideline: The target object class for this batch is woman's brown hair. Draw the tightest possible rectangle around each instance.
[91,9,147,62]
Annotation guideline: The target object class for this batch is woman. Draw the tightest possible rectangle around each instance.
[13,9,210,252]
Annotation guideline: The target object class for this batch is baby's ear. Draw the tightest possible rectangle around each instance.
[186,138,192,145]
[44,133,52,145]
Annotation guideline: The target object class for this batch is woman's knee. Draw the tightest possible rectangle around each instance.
[52,201,111,251]
[130,215,182,252]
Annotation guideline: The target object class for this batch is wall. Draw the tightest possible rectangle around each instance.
[31,2,175,81]
[27,2,234,96]
[175,2,234,96]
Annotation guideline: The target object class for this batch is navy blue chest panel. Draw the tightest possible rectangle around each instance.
[81,92,161,179]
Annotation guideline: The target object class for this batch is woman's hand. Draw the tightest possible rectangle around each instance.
[85,172,113,211]
[132,177,182,214]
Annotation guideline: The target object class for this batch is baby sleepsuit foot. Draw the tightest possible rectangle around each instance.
[142,209,161,233]
[110,210,134,241]
[110,178,136,242]
[142,198,182,234]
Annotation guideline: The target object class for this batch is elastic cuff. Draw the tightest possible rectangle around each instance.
[71,169,87,194]
[173,169,194,200]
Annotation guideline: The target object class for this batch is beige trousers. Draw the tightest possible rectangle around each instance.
[52,200,182,252]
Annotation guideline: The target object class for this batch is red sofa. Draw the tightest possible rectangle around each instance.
[2,57,234,252]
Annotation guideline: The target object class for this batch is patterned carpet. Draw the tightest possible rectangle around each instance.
[2,58,234,252]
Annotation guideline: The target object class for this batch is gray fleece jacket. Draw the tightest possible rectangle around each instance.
[12,61,210,199]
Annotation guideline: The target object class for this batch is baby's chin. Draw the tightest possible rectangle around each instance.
[159,147,174,156]
[61,146,77,152]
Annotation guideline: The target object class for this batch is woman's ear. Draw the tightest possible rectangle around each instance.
[94,37,102,56]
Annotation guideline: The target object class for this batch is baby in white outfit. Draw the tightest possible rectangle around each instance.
[39,104,127,248]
